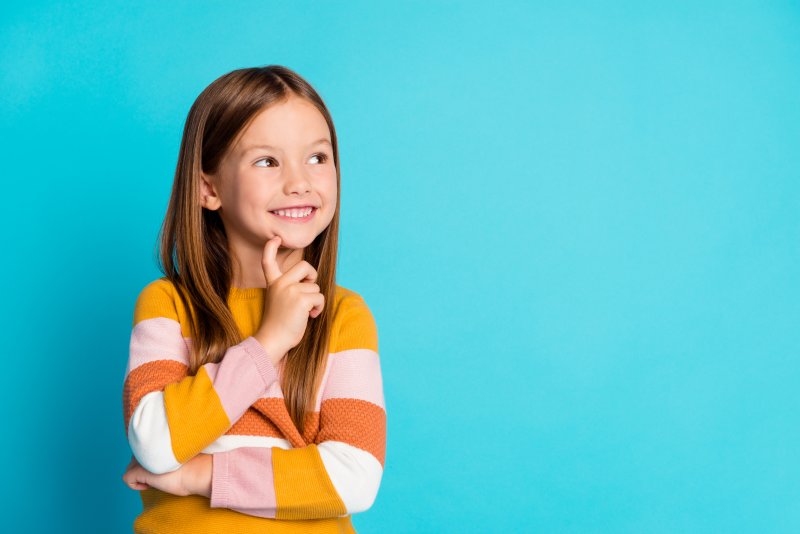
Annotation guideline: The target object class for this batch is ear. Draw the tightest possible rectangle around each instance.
[199,172,222,210]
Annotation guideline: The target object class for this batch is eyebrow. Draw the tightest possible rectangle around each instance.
[242,138,332,153]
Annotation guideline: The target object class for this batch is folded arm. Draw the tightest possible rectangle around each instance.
[122,280,280,474]
[209,294,386,519]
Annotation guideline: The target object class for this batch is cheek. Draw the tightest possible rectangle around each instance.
[234,178,272,206]
[322,171,338,198]
[324,189,337,214]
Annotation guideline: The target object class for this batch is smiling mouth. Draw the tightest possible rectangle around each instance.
[269,207,317,222]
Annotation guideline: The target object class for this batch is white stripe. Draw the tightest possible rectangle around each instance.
[127,390,181,474]
[200,435,292,453]
[317,441,383,514]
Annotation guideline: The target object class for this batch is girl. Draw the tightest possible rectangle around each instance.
[121,65,386,533]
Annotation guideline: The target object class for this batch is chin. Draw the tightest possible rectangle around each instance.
[276,235,315,250]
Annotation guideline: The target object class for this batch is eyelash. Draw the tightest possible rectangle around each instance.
[255,153,329,167]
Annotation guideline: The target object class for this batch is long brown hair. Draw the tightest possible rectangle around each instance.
[155,65,340,434]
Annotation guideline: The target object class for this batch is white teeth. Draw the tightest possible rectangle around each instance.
[272,207,313,218]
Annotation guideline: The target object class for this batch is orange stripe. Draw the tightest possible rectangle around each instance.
[316,398,386,467]
[122,359,187,432]
[272,444,347,520]
[252,398,307,448]
[301,411,321,443]
[224,402,321,443]
[226,406,283,437]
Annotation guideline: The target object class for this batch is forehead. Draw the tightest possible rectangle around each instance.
[234,96,330,153]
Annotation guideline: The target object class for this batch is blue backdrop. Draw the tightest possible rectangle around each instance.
[1,1,798,532]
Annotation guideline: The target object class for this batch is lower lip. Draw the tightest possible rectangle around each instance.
[269,207,317,223]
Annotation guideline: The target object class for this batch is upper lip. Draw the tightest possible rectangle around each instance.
[270,204,318,211]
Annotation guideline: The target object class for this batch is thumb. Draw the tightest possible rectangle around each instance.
[262,236,283,285]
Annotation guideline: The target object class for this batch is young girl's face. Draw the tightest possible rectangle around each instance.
[200,96,338,255]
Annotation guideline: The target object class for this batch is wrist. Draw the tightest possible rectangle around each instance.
[186,454,212,498]
[253,332,289,367]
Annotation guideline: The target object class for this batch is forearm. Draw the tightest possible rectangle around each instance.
[125,281,285,476]
[122,452,213,498]
[186,453,213,498]
[125,335,280,474]
[205,297,387,520]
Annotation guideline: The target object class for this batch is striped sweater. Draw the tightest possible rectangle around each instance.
[122,278,386,533]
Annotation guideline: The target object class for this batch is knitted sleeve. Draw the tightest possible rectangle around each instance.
[208,293,386,519]
[122,279,281,474]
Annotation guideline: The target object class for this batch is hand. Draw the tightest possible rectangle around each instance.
[122,454,212,498]
[255,236,325,360]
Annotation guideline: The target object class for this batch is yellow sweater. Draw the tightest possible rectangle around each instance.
[122,278,385,533]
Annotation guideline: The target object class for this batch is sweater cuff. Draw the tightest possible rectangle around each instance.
[208,447,278,518]
[209,451,230,508]
[240,336,280,388]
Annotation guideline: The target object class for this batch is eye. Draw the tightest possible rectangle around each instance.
[310,152,329,164]
[254,157,277,168]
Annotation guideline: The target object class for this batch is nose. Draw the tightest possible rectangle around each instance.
[283,161,312,196]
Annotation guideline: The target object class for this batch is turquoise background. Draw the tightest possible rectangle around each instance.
[1,1,798,532]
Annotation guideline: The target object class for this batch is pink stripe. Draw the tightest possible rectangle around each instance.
[265,380,285,399]
[313,354,335,412]
[321,348,384,409]
[202,362,284,400]
[210,446,276,518]
[204,337,280,424]
[126,317,189,377]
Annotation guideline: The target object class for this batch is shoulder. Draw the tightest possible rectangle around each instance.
[332,285,375,323]
[132,277,183,327]
[331,284,379,353]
